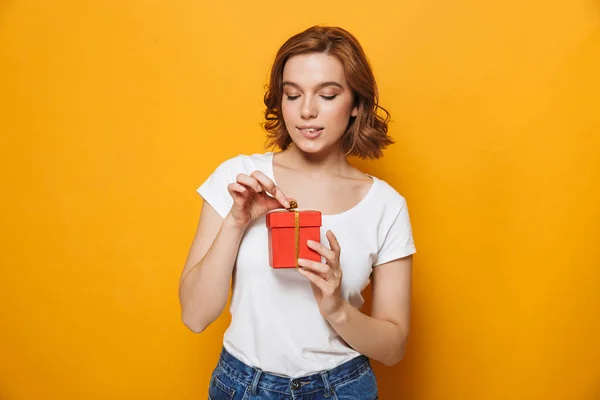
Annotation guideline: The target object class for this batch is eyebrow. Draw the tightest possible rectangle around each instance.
[282,81,344,91]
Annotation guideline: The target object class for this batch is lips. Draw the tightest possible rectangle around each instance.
[297,126,324,139]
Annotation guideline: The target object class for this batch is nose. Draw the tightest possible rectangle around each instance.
[300,96,318,119]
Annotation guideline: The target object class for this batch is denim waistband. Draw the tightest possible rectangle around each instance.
[216,347,371,396]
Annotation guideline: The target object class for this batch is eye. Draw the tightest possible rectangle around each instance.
[320,95,338,101]
[286,95,300,101]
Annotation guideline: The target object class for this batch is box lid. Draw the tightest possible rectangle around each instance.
[266,209,322,228]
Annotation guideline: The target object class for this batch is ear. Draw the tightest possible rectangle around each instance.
[351,105,358,117]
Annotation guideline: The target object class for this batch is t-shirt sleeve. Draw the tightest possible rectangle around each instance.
[196,157,238,218]
[374,197,417,267]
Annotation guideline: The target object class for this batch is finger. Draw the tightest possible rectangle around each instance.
[251,171,290,208]
[297,258,331,277]
[227,182,247,194]
[326,230,341,256]
[236,173,263,193]
[227,182,251,206]
[297,267,329,290]
[306,240,336,262]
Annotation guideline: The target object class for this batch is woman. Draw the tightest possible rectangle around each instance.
[179,25,416,400]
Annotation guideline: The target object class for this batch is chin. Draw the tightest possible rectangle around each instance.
[289,135,334,154]
[293,140,329,155]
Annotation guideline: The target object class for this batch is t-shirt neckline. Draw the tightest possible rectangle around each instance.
[265,151,378,219]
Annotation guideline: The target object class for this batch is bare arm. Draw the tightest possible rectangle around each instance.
[179,171,290,333]
[325,256,413,365]
[298,237,413,366]
[178,203,246,333]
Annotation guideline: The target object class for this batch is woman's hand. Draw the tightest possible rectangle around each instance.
[297,230,345,319]
[226,171,291,229]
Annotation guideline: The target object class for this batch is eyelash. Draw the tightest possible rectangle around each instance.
[286,95,338,101]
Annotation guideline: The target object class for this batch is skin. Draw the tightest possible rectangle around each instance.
[179,52,413,366]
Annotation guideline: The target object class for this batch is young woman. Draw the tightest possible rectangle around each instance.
[179,25,416,400]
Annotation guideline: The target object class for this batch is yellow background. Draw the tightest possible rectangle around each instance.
[1,0,599,399]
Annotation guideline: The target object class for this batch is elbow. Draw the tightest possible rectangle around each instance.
[184,321,205,334]
[180,297,224,334]
[381,346,406,366]
[181,311,208,334]
[381,330,409,366]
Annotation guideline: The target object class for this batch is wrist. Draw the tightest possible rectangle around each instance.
[324,300,349,325]
[223,212,248,233]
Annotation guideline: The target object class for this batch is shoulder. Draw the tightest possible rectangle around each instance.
[371,176,408,212]
[209,152,273,179]
[368,175,416,261]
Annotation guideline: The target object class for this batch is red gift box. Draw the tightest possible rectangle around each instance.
[266,208,322,269]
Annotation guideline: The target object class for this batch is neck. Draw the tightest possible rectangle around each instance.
[278,143,351,177]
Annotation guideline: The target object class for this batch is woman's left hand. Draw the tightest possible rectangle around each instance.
[297,230,345,319]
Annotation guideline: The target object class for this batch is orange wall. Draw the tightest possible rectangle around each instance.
[1,1,599,399]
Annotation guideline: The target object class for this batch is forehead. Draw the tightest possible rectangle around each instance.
[282,53,348,87]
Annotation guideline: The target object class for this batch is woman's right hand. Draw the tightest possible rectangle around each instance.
[225,171,292,228]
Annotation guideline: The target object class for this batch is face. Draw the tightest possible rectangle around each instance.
[281,53,358,154]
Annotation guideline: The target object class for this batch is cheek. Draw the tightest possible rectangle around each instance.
[281,102,299,135]
[323,101,354,124]
[281,101,294,122]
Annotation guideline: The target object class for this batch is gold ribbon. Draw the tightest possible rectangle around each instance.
[287,200,300,268]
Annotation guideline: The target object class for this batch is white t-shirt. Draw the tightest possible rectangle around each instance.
[197,151,416,378]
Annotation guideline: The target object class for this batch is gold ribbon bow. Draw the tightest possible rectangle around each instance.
[287,200,300,268]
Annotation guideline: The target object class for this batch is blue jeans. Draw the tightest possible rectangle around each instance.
[208,347,379,400]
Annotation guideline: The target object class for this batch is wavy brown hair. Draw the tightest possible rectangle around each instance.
[263,26,394,160]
